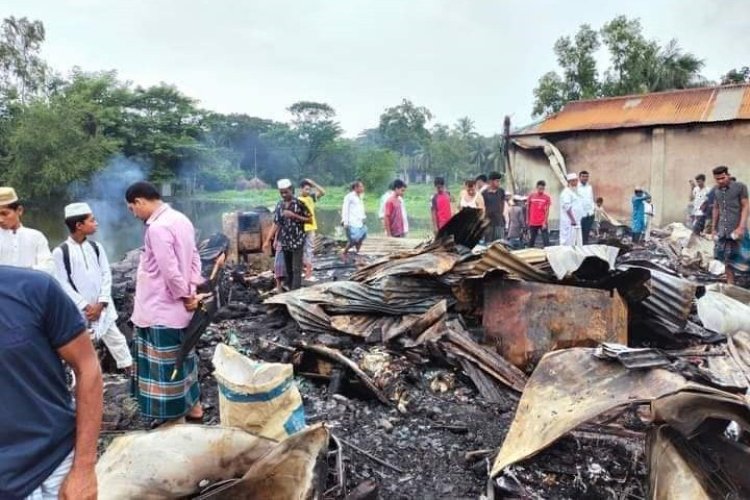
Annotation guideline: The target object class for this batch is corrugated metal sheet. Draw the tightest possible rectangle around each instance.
[357,236,425,256]
[265,277,453,336]
[515,84,750,136]
[619,264,703,330]
[462,243,552,282]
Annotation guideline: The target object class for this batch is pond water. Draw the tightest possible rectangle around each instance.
[23,198,433,260]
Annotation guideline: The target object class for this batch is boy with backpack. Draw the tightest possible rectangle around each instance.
[52,202,133,372]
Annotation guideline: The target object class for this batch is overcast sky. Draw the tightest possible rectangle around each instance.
[3,0,749,136]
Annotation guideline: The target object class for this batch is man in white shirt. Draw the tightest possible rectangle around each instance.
[0,187,54,274]
[559,173,584,246]
[691,173,710,234]
[52,202,133,371]
[342,180,367,256]
[577,171,595,245]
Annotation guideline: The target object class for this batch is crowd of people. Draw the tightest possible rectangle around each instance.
[0,163,748,498]
[0,181,209,499]
[263,168,737,292]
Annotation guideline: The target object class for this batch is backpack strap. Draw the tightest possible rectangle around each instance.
[59,242,79,293]
[88,240,100,261]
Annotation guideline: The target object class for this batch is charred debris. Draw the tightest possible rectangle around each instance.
[101,209,750,499]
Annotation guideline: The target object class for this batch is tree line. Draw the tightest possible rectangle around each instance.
[532,15,749,117]
[0,15,746,199]
[0,16,506,200]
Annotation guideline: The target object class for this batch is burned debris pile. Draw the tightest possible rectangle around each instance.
[100,212,750,498]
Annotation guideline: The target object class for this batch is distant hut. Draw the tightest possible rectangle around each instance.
[236,177,269,190]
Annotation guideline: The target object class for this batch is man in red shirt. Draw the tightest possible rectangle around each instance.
[431,176,452,233]
[527,180,552,247]
[384,179,407,238]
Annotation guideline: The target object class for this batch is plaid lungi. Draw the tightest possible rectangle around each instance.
[133,326,200,419]
[274,239,286,279]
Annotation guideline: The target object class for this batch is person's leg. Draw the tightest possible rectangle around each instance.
[291,247,304,289]
[581,215,593,244]
[303,231,314,279]
[497,224,505,241]
[542,228,550,247]
[724,240,739,285]
[274,242,286,291]
[101,323,133,371]
[283,249,294,289]
[343,227,353,258]
[483,225,493,244]
[353,226,366,254]
[528,226,539,248]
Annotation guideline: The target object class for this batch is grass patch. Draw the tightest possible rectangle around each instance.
[194,183,463,221]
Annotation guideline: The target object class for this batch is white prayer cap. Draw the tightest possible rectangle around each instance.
[634,186,643,191]
[277,179,292,189]
[566,172,578,181]
[64,202,93,219]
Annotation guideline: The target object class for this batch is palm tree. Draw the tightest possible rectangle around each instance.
[646,40,705,92]
[487,139,506,174]
[468,139,487,171]
[455,117,476,141]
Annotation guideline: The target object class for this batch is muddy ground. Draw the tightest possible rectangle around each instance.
[104,251,647,499]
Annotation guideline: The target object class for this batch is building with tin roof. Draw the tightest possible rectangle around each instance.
[509,83,750,226]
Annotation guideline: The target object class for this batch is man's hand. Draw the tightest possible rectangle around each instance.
[83,304,104,322]
[733,226,746,240]
[60,463,97,500]
[182,295,201,312]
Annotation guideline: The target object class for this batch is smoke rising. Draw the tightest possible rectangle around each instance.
[68,155,150,258]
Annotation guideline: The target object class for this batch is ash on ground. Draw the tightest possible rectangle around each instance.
[103,247,646,499]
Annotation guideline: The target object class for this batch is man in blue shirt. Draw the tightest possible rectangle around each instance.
[0,265,102,499]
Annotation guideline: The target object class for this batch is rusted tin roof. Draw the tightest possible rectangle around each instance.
[515,84,750,136]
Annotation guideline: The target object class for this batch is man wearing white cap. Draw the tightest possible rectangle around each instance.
[559,173,584,246]
[52,202,133,371]
[263,179,311,290]
[0,186,55,273]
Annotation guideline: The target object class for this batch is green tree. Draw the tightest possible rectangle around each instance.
[6,93,120,197]
[286,101,342,177]
[120,83,203,180]
[601,17,705,94]
[721,66,750,85]
[532,72,568,117]
[355,148,397,192]
[532,24,600,117]
[651,39,705,91]
[455,116,476,141]
[599,16,652,95]
[378,99,432,156]
[533,16,706,118]
[487,138,506,174]
[0,16,48,104]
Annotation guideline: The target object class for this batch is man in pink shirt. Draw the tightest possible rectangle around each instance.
[384,179,407,238]
[125,181,203,424]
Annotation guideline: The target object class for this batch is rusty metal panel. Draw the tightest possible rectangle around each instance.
[515,84,750,136]
[483,278,627,369]
[739,85,750,119]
